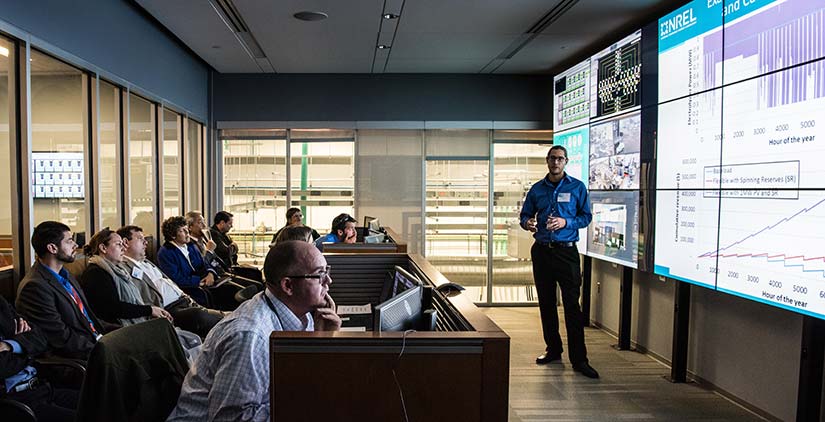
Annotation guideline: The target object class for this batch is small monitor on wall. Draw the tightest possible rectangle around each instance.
[32,151,85,199]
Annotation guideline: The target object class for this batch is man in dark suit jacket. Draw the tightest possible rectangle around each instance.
[209,211,238,266]
[16,221,107,360]
[1,294,78,420]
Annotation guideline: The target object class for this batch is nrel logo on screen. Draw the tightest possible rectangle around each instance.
[660,7,697,39]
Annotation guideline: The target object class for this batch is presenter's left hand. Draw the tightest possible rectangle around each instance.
[547,217,567,231]
[313,293,342,331]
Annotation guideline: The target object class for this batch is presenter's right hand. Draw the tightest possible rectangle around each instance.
[525,218,538,233]
[201,273,215,287]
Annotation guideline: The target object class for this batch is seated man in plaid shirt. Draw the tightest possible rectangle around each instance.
[168,240,341,422]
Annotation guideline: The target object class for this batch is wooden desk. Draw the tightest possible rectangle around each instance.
[270,253,509,422]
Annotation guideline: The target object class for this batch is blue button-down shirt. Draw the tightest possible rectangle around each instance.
[519,173,592,243]
[1,336,37,392]
[41,263,98,336]
[314,232,341,251]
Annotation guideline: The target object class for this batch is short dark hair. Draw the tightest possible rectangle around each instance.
[116,225,143,241]
[84,227,118,256]
[214,211,233,225]
[264,240,306,288]
[286,207,301,220]
[162,216,187,242]
[548,145,568,159]
[31,221,71,258]
[331,213,356,232]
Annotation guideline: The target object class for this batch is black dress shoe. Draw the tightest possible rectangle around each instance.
[535,352,562,364]
[572,362,600,379]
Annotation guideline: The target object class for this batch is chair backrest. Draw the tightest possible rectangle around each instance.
[0,398,36,422]
[76,319,189,422]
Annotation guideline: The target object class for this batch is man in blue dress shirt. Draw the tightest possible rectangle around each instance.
[519,145,599,379]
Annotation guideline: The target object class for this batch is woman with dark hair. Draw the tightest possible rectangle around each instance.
[80,228,172,326]
[270,207,320,246]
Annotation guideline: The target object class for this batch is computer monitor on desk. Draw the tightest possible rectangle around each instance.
[374,266,438,332]
[374,285,423,332]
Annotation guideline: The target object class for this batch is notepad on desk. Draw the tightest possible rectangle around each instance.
[337,304,372,315]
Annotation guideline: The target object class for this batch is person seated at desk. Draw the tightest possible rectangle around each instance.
[16,221,108,360]
[118,225,225,338]
[80,228,173,327]
[1,295,79,422]
[271,207,320,246]
[167,240,341,422]
[314,213,357,251]
[158,216,241,310]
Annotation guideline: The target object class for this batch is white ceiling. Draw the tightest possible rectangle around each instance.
[136,0,675,74]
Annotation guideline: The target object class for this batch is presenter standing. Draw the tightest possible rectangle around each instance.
[519,145,599,379]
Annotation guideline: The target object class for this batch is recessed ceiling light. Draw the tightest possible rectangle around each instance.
[377,45,391,50]
[383,13,399,19]
[293,11,328,21]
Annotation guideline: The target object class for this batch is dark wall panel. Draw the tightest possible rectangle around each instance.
[0,0,209,119]
[213,73,553,123]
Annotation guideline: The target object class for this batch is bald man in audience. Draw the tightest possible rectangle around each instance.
[168,240,341,421]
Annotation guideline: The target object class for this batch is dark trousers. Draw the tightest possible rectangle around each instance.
[531,242,588,364]
[7,382,78,422]
[166,297,225,338]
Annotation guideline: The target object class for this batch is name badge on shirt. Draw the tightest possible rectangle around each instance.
[558,192,572,202]
[131,266,143,279]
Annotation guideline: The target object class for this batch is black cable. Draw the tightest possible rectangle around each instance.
[392,329,416,422]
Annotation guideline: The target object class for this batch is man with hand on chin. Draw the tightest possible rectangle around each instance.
[520,145,598,379]
[168,240,341,422]
[314,213,358,251]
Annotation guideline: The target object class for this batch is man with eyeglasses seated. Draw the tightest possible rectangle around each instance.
[168,240,341,422]
[117,225,225,338]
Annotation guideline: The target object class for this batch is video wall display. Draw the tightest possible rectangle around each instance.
[552,127,589,251]
[587,191,639,267]
[32,152,85,199]
[553,29,643,269]
[652,0,825,319]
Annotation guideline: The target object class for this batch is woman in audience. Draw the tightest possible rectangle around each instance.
[270,207,320,246]
[80,228,173,326]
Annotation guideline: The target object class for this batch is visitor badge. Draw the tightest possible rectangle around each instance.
[558,192,571,202]
[131,266,143,279]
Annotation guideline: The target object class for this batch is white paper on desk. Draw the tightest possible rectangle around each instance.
[339,326,367,332]
[337,304,372,315]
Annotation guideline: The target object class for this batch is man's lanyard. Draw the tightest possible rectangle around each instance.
[262,292,284,328]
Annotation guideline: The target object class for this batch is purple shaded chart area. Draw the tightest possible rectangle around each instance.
[722,0,825,84]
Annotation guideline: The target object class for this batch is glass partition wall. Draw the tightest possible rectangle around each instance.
[219,127,552,304]
[222,129,287,264]
[30,51,88,238]
[0,36,208,291]
[0,36,14,269]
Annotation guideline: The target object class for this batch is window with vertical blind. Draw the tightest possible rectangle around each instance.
[128,94,156,237]
[161,108,181,219]
[98,80,122,230]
